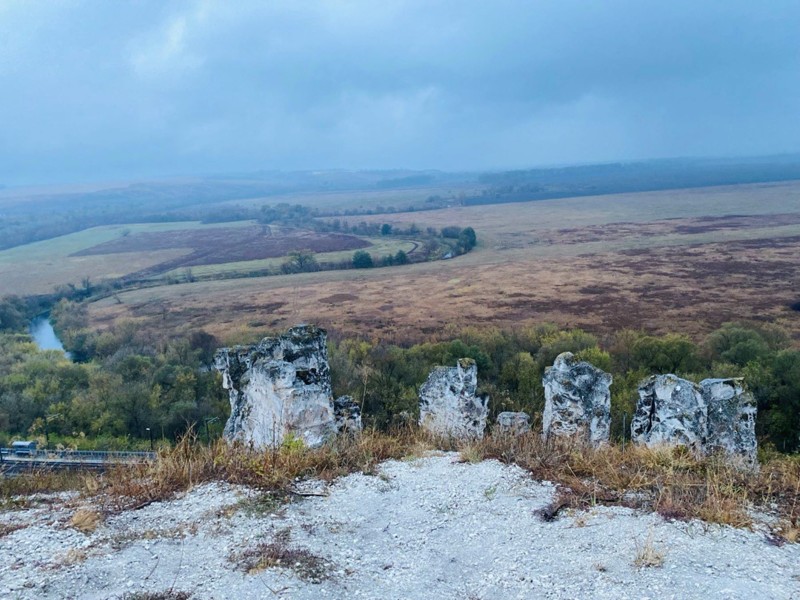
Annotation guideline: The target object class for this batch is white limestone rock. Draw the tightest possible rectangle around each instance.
[419,358,489,439]
[495,411,531,435]
[542,352,612,446]
[701,378,757,467]
[631,374,706,452]
[214,324,336,448]
[334,395,362,434]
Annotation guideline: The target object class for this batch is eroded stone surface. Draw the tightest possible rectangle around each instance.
[631,375,706,452]
[419,358,489,439]
[542,352,612,446]
[334,395,362,434]
[214,324,336,448]
[495,411,531,435]
[701,378,757,466]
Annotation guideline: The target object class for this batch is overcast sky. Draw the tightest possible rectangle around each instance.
[1,0,799,185]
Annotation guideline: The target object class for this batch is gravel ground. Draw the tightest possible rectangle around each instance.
[1,453,799,599]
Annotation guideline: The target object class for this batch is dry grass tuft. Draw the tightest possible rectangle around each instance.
[70,508,102,533]
[99,427,429,513]
[120,592,192,600]
[633,530,665,568]
[231,528,332,582]
[470,431,800,533]
[0,522,25,538]
[0,468,90,505]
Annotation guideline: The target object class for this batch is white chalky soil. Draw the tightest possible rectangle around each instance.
[1,453,798,599]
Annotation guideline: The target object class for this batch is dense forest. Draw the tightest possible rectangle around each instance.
[1,294,798,453]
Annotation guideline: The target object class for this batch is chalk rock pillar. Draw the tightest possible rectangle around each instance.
[631,374,706,452]
[214,324,336,448]
[542,352,612,446]
[701,378,757,466]
[419,358,489,439]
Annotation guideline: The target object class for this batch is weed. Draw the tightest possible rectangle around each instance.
[633,530,666,568]
[70,509,102,533]
[231,529,332,583]
[459,445,482,464]
[0,468,89,502]
[236,491,293,517]
[0,523,25,538]
[99,428,425,513]
[57,548,88,566]
[474,431,800,534]
[483,485,497,500]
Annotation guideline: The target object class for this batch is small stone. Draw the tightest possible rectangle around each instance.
[334,395,362,434]
[494,412,531,435]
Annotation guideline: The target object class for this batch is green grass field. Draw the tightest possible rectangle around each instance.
[160,237,419,279]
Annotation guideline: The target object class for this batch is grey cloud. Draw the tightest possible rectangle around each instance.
[0,0,798,184]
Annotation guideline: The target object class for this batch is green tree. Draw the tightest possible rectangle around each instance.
[459,226,477,250]
[352,250,374,269]
[282,249,319,274]
[394,250,409,265]
[380,223,392,235]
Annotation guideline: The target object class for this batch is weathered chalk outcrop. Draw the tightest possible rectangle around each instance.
[419,358,489,439]
[542,352,612,446]
[334,395,362,434]
[631,375,706,452]
[214,325,336,448]
[701,378,757,466]
[495,411,531,435]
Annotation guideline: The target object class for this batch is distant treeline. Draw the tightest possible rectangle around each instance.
[6,157,800,252]
[466,156,800,206]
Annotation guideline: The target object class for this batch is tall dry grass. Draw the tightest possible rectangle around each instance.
[3,427,798,540]
[469,431,800,532]
[100,428,429,512]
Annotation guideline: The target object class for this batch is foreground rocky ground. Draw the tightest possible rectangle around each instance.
[1,453,799,600]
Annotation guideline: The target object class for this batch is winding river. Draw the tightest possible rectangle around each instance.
[29,314,70,357]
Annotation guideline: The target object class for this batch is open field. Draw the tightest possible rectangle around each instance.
[163,236,419,279]
[86,181,800,344]
[0,221,254,295]
[0,218,422,294]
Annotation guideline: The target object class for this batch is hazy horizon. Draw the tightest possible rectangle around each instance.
[2,1,799,186]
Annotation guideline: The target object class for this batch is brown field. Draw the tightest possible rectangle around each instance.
[87,181,800,345]
[0,221,386,294]
[74,225,369,278]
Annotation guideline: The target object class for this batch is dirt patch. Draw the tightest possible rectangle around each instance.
[319,294,359,304]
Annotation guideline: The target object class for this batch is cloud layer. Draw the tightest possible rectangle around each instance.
[1,0,799,184]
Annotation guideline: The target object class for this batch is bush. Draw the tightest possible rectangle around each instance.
[352,250,374,269]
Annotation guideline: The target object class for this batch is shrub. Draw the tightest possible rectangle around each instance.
[352,250,373,269]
